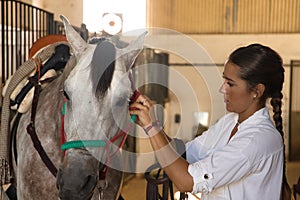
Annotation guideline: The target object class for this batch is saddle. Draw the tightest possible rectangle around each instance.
[2,38,70,114]
[0,35,71,198]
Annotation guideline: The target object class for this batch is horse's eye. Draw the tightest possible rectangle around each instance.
[63,90,70,100]
[115,97,130,107]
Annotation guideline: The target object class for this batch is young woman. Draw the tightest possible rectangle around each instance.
[129,43,291,199]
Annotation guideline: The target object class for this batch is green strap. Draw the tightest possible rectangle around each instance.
[130,115,137,123]
[61,114,137,150]
[61,140,106,150]
[62,102,66,115]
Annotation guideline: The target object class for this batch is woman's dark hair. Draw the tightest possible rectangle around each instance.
[228,43,290,199]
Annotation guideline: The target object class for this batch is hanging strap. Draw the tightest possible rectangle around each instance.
[26,58,58,177]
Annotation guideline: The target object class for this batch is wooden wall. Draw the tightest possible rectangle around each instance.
[146,0,300,34]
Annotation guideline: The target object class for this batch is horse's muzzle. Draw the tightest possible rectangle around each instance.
[56,149,99,200]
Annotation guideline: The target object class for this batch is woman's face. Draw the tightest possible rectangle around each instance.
[219,61,258,116]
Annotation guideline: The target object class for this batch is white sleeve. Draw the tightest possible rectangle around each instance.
[188,141,251,194]
[188,161,213,194]
[185,115,227,163]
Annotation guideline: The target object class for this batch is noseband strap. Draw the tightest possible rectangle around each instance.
[61,140,106,150]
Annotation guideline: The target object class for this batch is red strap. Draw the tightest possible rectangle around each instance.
[130,90,140,103]
[129,90,140,111]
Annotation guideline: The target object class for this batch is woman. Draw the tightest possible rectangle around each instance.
[129,43,291,199]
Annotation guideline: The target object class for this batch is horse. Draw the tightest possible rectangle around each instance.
[0,15,146,200]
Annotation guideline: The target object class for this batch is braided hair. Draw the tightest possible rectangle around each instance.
[228,44,291,199]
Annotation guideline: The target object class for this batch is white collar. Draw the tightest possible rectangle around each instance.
[234,107,270,128]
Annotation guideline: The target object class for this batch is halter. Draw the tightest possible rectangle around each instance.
[60,71,139,175]
[59,72,141,172]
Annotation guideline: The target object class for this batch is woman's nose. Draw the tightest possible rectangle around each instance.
[219,82,226,94]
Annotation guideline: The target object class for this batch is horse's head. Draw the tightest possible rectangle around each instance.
[56,15,146,199]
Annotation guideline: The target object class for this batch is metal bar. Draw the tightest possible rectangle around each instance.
[15,0,18,69]
[1,0,5,83]
[5,0,9,79]
[19,2,22,69]
[10,0,14,76]
[32,6,35,46]
[38,10,42,38]
[16,1,20,68]
[41,12,44,37]
[47,13,51,34]
[36,7,38,41]
[30,6,33,48]
[42,11,45,36]
[27,4,31,56]
[23,3,26,62]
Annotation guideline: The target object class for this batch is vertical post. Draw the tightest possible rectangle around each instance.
[232,0,238,32]
[289,61,293,161]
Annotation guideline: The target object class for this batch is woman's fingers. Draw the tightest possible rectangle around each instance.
[130,101,147,111]
[129,100,152,126]
[136,95,152,107]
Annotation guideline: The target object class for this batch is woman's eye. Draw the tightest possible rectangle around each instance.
[227,82,233,87]
[115,96,129,107]
[226,81,234,87]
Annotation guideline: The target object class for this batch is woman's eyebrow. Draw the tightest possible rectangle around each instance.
[222,73,235,82]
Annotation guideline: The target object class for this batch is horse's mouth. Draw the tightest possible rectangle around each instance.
[58,188,95,200]
[58,183,96,200]
[56,147,101,200]
[57,175,97,200]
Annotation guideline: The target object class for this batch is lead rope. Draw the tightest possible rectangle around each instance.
[103,71,139,174]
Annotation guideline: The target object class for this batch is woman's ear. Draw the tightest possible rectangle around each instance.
[254,83,265,98]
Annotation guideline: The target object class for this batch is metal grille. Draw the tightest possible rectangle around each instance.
[0,0,54,83]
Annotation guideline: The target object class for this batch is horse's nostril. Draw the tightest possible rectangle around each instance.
[83,175,92,187]
[81,175,97,190]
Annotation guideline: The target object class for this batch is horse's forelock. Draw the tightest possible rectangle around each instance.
[90,39,116,98]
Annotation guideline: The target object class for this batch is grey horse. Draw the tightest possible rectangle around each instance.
[1,15,146,200]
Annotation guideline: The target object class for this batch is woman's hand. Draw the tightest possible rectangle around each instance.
[129,94,154,128]
[130,93,193,191]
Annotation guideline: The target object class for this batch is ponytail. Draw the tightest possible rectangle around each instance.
[270,93,283,135]
[270,93,292,200]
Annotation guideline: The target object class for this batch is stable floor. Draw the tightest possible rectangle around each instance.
[121,161,300,200]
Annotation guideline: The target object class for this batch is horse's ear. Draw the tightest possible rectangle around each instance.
[117,31,147,71]
[60,15,88,57]
[91,40,116,97]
